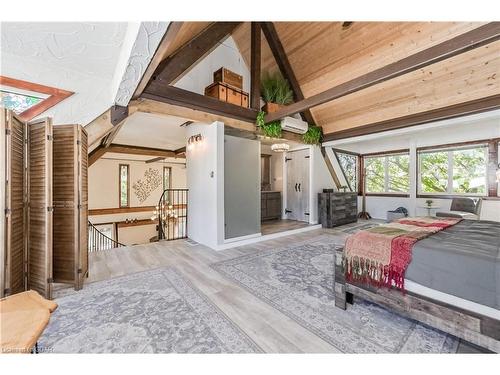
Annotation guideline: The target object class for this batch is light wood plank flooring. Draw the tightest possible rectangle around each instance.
[57,222,484,353]
[261,219,314,235]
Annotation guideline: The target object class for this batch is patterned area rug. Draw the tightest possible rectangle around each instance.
[212,235,459,353]
[40,268,261,353]
[339,222,381,234]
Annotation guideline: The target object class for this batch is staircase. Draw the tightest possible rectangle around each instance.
[88,221,125,252]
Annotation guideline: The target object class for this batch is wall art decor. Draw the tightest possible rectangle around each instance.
[132,168,162,203]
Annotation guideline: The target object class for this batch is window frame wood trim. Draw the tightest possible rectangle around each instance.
[361,149,411,196]
[416,139,498,198]
[0,76,73,121]
[118,164,130,208]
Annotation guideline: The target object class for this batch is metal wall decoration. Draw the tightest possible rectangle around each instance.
[132,168,162,203]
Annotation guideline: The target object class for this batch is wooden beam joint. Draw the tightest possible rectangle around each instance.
[110,105,129,126]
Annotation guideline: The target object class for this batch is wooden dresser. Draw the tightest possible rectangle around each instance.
[318,191,358,227]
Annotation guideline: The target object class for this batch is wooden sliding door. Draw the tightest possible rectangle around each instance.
[2,110,26,297]
[27,118,53,299]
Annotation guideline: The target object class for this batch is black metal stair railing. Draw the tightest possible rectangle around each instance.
[88,220,125,252]
[156,189,188,241]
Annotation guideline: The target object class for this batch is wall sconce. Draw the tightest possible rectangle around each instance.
[187,133,203,151]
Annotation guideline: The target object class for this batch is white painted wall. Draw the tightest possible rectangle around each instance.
[118,224,157,246]
[186,121,225,249]
[175,36,250,95]
[324,110,500,222]
[310,145,336,224]
[89,157,186,209]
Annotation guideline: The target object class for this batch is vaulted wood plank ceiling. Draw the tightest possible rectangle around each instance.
[230,22,497,135]
[143,22,498,138]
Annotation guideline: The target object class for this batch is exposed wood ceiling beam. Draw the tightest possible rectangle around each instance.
[145,156,165,164]
[88,145,108,167]
[147,22,242,86]
[260,22,315,125]
[175,146,186,156]
[107,144,176,158]
[265,22,500,123]
[323,94,500,141]
[133,22,184,98]
[250,22,261,110]
[142,85,258,123]
[129,98,302,143]
[88,143,177,167]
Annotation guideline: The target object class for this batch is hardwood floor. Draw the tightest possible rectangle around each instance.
[53,221,486,353]
[261,219,314,235]
[86,228,340,353]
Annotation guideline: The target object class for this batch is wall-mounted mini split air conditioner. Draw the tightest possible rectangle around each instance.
[280,116,308,134]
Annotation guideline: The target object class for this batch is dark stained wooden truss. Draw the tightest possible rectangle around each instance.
[323,94,500,141]
[138,21,500,141]
[264,22,500,123]
[260,22,316,125]
[148,22,242,85]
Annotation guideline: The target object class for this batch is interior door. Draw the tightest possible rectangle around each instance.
[286,149,310,222]
[286,152,298,220]
[27,118,53,299]
[2,110,26,297]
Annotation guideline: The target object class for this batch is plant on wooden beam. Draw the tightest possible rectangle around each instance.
[302,125,323,145]
[256,110,282,138]
[260,71,293,113]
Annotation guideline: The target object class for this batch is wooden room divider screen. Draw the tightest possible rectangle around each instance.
[1,109,88,299]
[52,125,88,290]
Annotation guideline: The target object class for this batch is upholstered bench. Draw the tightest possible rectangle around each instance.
[0,290,58,353]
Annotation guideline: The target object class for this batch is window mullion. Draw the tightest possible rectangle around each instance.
[447,151,453,194]
[384,156,389,193]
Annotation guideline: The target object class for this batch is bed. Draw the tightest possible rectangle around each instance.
[334,219,500,353]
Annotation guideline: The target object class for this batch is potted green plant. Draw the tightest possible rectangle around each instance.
[260,71,294,113]
[256,111,282,138]
[302,125,323,145]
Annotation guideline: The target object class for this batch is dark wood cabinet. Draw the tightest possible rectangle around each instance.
[318,191,358,228]
[261,191,282,221]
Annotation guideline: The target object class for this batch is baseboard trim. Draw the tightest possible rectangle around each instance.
[213,224,322,251]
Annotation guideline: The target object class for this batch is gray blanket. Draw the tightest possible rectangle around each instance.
[406,219,500,310]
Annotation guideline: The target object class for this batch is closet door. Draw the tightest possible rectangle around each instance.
[27,118,53,299]
[2,110,26,297]
[286,152,299,220]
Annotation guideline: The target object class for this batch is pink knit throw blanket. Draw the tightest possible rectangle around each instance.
[344,217,461,291]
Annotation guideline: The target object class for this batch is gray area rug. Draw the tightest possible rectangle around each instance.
[212,234,459,353]
[40,268,261,353]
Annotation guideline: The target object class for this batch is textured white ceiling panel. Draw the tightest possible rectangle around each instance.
[1,22,127,78]
[0,22,165,126]
[113,22,169,106]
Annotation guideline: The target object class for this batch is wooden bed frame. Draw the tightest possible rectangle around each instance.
[333,246,500,353]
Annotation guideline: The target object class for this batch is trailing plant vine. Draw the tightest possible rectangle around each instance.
[256,110,282,138]
[302,125,323,145]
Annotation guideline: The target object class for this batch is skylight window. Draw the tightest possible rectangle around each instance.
[0,90,44,114]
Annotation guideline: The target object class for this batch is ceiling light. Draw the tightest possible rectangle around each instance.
[271,143,290,153]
